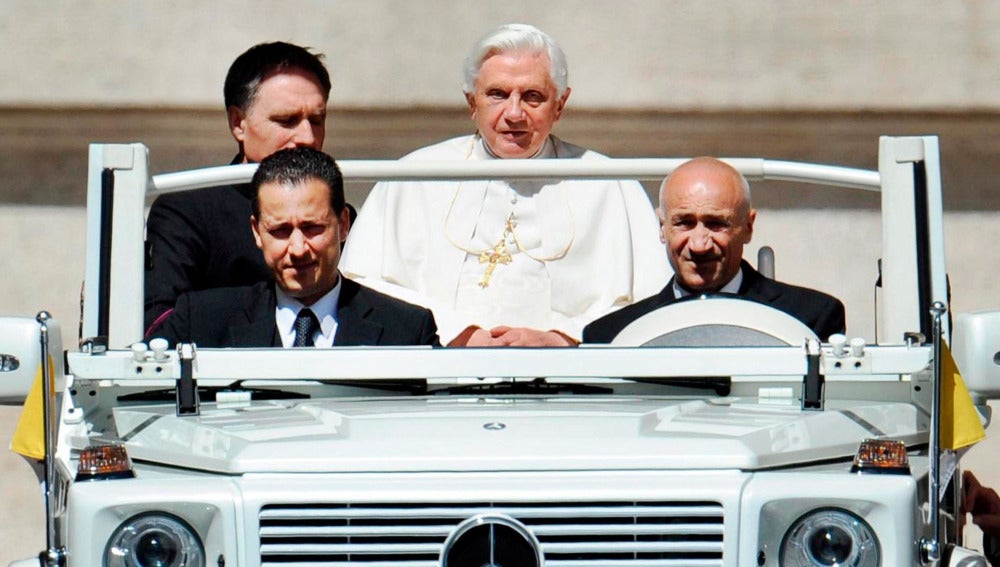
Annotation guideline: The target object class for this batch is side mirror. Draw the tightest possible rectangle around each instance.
[0,316,63,404]
[951,310,1000,400]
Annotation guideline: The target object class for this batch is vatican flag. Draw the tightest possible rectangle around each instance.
[9,362,52,460]
[940,342,986,450]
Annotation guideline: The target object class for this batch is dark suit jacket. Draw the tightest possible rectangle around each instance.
[144,156,269,331]
[154,278,440,348]
[582,260,845,343]
[143,158,359,334]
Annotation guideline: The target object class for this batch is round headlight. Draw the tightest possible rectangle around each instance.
[780,508,879,567]
[105,513,205,567]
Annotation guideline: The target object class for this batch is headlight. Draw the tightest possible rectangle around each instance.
[105,513,205,567]
[780,508,879,567]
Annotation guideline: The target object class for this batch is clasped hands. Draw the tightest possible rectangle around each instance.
[457,325,577,347]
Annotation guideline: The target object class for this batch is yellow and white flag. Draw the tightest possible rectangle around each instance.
[940,342,986,450]
[9,361,54,460]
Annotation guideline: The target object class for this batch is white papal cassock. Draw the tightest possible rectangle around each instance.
[340,134,671,343]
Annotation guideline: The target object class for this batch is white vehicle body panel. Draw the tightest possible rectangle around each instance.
[107,396,923,473]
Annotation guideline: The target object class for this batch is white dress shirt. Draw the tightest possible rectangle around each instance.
[672,267,744,299]
[274,277,343,348]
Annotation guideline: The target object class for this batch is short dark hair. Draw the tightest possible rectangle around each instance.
[251,147,345,218]
[224,41,332,111]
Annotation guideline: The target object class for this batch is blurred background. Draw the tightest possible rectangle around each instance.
[1,1,998,563]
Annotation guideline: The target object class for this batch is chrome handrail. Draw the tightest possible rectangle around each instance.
[38,311,66,566]
[920,301,947,565]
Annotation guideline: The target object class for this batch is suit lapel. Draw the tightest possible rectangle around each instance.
[227,283,280,347]
[662,276,679,301]
[333,278,384,346]
[737,261,781,304]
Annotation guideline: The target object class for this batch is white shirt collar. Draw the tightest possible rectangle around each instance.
[274,276,343,348]
[673,265,744,299]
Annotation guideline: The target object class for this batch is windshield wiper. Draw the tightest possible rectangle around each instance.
[117,379,427,403]
[430,377,731,397]
[317,380,427,395]
[431,377,612,396]
[621,377,731,396]
[117,381,310,402]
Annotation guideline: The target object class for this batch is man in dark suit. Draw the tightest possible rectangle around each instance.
[144,42,333,335]
[154,147,439,348]
[583,157,844,343]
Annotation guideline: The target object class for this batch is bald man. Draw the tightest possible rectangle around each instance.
[582,157,845,343]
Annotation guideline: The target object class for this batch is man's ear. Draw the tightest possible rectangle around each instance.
[656,207,667,244]
[554,87,572,121]
[228,106,247,143]
[744,208,757,243]
[338,208,351,241]
[250,215,263,249]
[464,92,477,120]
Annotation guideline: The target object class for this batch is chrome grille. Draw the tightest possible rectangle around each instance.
[259,501,724,566]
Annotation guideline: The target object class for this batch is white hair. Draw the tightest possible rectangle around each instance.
[462,23,569,97]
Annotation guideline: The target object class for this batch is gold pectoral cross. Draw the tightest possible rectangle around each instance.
[477,213,516,287]
[478,240,511,287]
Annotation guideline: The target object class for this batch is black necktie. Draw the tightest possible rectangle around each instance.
[293,308,319,347]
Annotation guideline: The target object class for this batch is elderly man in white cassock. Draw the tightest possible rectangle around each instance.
[340,23,669,346]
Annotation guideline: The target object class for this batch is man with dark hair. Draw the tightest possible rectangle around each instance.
[154,148,439,348]
[249,144,345,219]
[144,42,332,335]
[583,157,845,343]
[223,42,331,126]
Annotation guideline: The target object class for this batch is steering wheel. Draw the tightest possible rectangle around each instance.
[610,294,819,347]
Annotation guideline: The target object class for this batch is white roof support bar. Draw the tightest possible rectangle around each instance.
[150,158,881,195]
[877,136,948,344]
[82,143,149,346]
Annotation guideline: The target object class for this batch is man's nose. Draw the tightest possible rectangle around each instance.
[288,229,308,256]
[502,95,526,120]
[291,119,316,147]
[688,226,714,253]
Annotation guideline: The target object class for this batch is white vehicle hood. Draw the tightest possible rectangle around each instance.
[112,396,923,474]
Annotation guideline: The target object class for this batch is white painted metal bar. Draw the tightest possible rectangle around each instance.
[83,143,148,344]
[151,162,256,194]
[150,158,880,195]
[878,136,948,344]
[67,344,931,382]
[761,160,880,191]
[71,345,809,380]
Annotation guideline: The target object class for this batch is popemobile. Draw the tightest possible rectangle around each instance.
[2,135,1000,566]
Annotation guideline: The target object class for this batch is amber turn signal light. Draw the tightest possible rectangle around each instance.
[851,438,910,474]
[76,444,135,481]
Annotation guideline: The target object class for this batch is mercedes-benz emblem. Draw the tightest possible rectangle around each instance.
[441,514,542,567]
[483,422,506,431]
